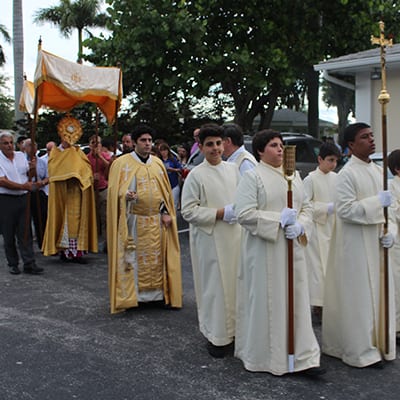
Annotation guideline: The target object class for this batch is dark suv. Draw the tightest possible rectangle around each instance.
[244,132,323,178]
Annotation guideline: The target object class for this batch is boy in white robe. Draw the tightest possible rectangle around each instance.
[303,142,341,316]
[234,129,324,376]
[322,122,396,368]
[388,149,400,341]
[181,123,241,358]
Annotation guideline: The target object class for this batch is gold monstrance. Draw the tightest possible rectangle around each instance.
[283,145,296,372]
[371,20,393,355]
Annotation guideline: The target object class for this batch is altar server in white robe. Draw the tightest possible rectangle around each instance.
[303,142,341,309]
[388,150,400,339]
[234,129,323,376]
[322,122,396,368]
[181,123,241,358]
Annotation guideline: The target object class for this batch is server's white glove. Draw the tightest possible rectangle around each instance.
[327,202,335,215]
[378,190,393,207]
[223,204,237,224]
[380,232,395,248]
[280,207,297,228]
[285,222,304,239]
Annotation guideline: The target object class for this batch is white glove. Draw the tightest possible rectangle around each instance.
[223,204,237,224]
[280,207,297,228]
[285,222,304,239]
[378,190,393,207]
[380,232,395,248]
[327,202,335,215]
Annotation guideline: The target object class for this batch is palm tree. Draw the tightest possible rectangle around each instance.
[13,0,24,122]
[33,0,107,63]
[0,23,11,66]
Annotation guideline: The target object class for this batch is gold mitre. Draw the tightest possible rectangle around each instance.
[57,115,83,145]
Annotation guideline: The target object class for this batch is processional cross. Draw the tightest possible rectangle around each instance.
[371,20,393,355]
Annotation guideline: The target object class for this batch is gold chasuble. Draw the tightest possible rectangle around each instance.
[42,146,98,255]
[107,153,182,314]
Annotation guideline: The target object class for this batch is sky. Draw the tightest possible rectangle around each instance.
[2,0,79,84]
[1,0,338,124]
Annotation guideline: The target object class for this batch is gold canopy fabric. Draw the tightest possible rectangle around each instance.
[19,80,35,114]
[34,49,122,124]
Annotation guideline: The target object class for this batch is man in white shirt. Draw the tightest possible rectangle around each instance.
[0,132,44,275]
[222,123,257,175]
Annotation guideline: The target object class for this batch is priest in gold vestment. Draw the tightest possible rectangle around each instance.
[42,116,98,263]
[107,125,182,314]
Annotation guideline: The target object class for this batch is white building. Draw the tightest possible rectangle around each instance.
[314,43,400,152]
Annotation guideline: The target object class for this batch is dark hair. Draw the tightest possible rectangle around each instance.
[89,134,101,144]
[388,149,400,175]
[132,124,154,142]
[178,142,190,154]
[121,132,132,139]
[252,129,282,162]
[159,142,175,160]
[319,142,341,160]
[342,123,370,149]
[102,136,115,150]
[17,135,27,144]
[198,123,224,145]
[221,123,244,146]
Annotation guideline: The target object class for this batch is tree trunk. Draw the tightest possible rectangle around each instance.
[337,102,350,146]
[258,87,280,130]
[306,66,319,138]
[78,28,83,63]
[13,0,24,122]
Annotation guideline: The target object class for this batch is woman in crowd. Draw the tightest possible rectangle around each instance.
[159,143,182,211]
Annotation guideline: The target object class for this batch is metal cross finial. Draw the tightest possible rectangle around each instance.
[371,20,393,104]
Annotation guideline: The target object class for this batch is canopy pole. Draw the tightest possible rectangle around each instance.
[113,63,122,157]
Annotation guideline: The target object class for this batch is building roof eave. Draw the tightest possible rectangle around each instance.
[314,44,400,74]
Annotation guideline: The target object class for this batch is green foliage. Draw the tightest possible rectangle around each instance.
[82,1,400,135]
[0,75,14,128]
[0,23,11,66]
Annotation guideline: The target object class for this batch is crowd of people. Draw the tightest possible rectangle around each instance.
[0,119,399,377]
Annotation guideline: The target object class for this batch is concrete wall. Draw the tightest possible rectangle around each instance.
[356,70,400,152]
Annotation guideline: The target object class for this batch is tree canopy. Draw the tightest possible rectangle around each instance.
[65,1,400,137]
[0,74,14,129]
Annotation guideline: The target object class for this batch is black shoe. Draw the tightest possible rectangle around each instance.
[59,253,70,262]
[23,263,44,274]
[396,334,400,345]
[206,342,226,358]
[297,366,327,377]
[367,360,385,369]
[9,265,21,275]
[70,257,88,264]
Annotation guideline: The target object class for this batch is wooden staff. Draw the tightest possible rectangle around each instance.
[24,39,42,245]
[283,144,296,372]
[113,63,122,157]
[371,20,393,355]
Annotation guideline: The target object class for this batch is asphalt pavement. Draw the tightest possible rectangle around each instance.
[1,216,400,400]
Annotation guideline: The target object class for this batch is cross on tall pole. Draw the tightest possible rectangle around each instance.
[371,20,393,356]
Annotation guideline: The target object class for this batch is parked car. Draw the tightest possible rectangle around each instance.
[244,133,323,178]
